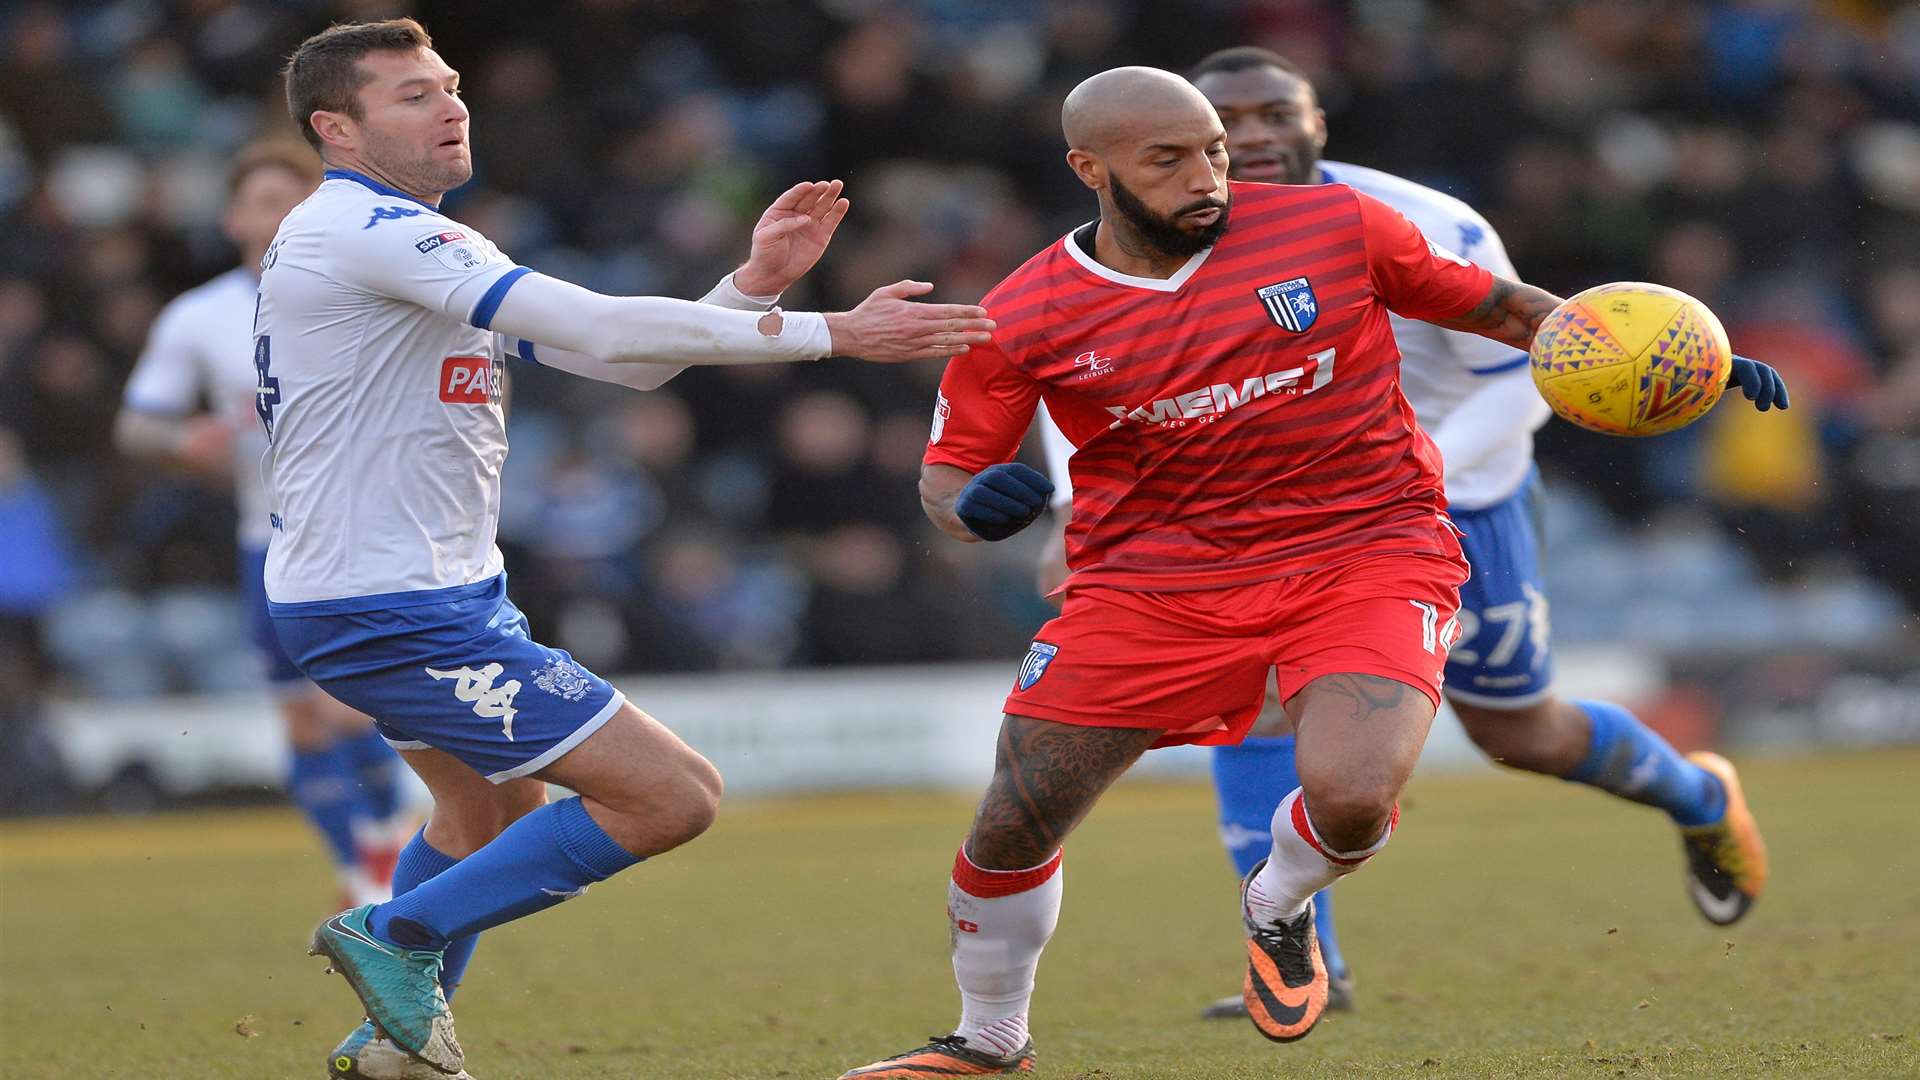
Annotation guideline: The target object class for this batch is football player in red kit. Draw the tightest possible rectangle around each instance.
[837,65,1784,1078]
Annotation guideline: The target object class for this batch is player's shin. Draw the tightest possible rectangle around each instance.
[1215,741,1346,981]
[949,846,1063,1057]
[367,797,642,950]
[1248,789,1395,925]
[1563,699,1726,827]
[389,829,479,1001]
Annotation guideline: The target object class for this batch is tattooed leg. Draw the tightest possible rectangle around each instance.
[1287,674,1435,852]
[965,714,1164,870]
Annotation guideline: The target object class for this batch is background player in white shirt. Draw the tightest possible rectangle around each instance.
[1034,48,1766,1020]
[115,141,407,912]
[265,20,997,1078]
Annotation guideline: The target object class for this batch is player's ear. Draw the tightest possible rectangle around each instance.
[309,110,354,153]
[1065,149,1105,192]
[1312,108,1328,153]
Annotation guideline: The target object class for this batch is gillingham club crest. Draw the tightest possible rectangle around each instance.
[1016,641,1059,691]
[1256,276,1318,333]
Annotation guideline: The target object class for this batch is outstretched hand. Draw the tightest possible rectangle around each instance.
[825,280,996,363]
[1727,355,1790,412]
[733,179,851,298]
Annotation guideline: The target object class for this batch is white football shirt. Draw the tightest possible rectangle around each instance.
[1040,159,1538,513]
[255,169,526,609]
[121,267,275,548]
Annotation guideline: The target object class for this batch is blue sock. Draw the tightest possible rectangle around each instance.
[1213,737,1345,976]
[391,829,480,1001]
[336,728,402,823]
[287,745,365,867]
[369,796,641,949]
[1563,700,1726,827]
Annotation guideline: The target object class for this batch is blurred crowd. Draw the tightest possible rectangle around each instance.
[2,0,1917,704]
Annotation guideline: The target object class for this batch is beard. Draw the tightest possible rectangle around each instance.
[365,130,472,198]
[1109,175,1231,259]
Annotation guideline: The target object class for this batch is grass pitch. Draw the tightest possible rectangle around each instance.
[2,748,1917,1079]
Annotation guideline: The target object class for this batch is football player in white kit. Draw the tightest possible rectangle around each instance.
[1033,48,1769,1020]
[265,20,997,1079]
[116,141,409,912]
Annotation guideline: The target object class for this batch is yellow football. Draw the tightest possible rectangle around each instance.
[1528,282,1732,437]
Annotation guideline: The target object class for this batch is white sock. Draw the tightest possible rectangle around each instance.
[949,846,1063,1057]
[1247,788,1395,926]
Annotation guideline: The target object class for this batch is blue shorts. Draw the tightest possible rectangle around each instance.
[240,546,308,688]
[1444,469,1554,708]
[271,574,625,782]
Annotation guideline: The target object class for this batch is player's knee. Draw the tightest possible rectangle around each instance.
[679,752,724,836]
[632,751,723,851]
[1302,779,1398,851]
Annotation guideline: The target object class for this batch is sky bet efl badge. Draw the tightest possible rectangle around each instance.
[1257,276,1318,333]
[1016,641,1058,691]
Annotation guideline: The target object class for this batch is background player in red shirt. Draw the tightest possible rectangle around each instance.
[839,66,1788,1078]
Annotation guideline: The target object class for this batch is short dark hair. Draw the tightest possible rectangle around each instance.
[1188,46,1310,85]
[227,138,321,195]
[282,18,433,152]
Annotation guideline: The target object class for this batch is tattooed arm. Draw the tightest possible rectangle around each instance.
[1428,277,1564,352]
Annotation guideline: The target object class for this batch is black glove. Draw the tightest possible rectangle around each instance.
[1727,355,1790,412]
[954,463,1054,541]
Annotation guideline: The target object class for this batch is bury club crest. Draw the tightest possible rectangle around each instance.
[1016,641,1059,691]
[1256,277,1318,333]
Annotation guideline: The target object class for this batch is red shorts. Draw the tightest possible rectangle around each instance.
[1004,552,1467,748]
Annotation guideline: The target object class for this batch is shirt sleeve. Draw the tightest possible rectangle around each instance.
[330,213,529,329]
[121,298,205,414]
[1356,190,1494,324]
[1439,212,1530,375]
[923,336,1043,474]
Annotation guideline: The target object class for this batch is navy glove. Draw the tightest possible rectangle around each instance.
[1727,355,1790,412]
[954,463,1055,541]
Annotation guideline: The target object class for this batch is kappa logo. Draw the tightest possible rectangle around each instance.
[424,662,521,739]
[364,205,424,230]
[1072,350,1116,380]
[1016,641,1058,691]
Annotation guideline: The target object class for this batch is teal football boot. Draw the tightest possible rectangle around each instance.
[310,905,464,1073]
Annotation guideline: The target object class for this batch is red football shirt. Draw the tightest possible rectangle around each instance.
[925,180,1494,591]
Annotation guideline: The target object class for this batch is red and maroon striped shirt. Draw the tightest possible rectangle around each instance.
[925,180,1493,591]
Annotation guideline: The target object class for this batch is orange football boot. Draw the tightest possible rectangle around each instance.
[1240,859,1328,1042]
[1680,752,1769,925]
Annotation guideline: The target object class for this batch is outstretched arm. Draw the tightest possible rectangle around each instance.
[489,274,993,368]
[1431,277,1791,412]
[1427,276,1564,351]
[501,272,792,391]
